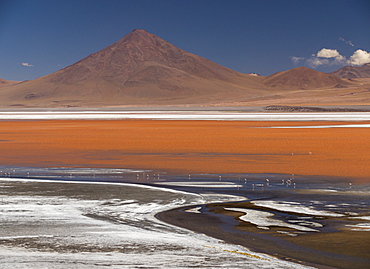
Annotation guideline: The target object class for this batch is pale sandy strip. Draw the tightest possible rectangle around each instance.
[0,111,370,121]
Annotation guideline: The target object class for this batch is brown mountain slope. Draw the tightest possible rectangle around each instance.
[0,29,264,107]
[330,63,370,79]
[0,78,20,88]
[263,67,352,90]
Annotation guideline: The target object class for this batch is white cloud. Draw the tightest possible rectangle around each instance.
[307,57,329,68]
[291,47,370,68]
[339,37,354,47]
[290,56,304,64]
[21,62,34,67]
[316,48,346,65]
[304,48,346,68]
[347,49,370,66]
[316,48,341,58]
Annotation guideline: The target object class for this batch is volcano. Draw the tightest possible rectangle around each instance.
[0,29,263,107]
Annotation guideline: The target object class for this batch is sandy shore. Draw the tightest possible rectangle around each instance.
[0,119,369,182]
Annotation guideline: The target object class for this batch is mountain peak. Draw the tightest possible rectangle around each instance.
[132,28,147,33]
[124,28,154,40]
[0,29,257,107]
[292,66,311,71]
[47,28,242,86]
[288,66,318,74]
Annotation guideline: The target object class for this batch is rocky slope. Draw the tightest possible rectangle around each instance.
[330,63,370,79]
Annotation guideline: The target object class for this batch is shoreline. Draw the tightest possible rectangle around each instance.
[0,110,370,121]
[156,204,329,269]
[1,170,369,268]
[157,187,370,269]
[0,176,313,269]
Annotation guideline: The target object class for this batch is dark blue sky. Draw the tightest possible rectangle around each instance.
[1,0,369,81]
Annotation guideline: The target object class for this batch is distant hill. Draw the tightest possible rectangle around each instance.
[330,63,370,79]
[0,78,20,88]
[0,29,263,107]
[263,67,352,90]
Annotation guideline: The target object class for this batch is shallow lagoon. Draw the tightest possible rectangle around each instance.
[0,113,369,268]
[0,172,313,269]
[1,167,369,268]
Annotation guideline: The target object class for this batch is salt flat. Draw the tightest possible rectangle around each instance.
[0,178,314,269]
[0,110,370,122]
